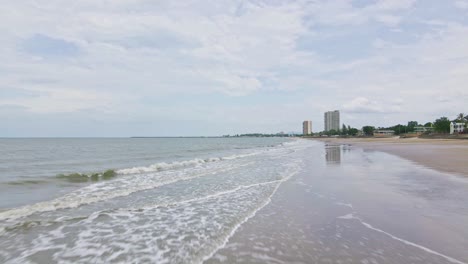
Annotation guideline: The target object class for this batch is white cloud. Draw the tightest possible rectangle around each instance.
[302,0,414,26]
[455,0,468,9]
[369,0,416,11]
[342,97,401,114]
[0,87,116,113]
[375,14,402,27]
[1,0,311,100]
[0,0,468,135]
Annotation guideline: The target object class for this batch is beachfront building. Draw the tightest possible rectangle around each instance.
[414,126,433,133]
[324,110,340,132]
[303,121,312,135]
[414,126,434,134]
[373,130,395,137]
[450,122,466,134]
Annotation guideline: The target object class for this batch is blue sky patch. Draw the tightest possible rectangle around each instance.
[21,34,79,57]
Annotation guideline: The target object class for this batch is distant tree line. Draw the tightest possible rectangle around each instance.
[375,120,420,135]
[362,112,467,135]
[223,133,294,137]
[315,124,359,137]
[316,112,467,137]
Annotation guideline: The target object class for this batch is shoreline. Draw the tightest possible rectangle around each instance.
[310,137,468,177]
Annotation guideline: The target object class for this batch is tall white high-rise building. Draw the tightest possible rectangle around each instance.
[324,110,340,132]
[303,121,312,135]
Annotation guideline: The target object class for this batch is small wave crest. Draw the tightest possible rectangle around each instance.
[42,153,258,184]
[117,159,211,175]
[116,153,257,175]
[56,169,117,183]
[0,153,259,223]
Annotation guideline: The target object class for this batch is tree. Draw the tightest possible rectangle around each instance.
[456,113,465,122]
[407,121,418,132]
[362,126,375,136]
[434,117,451,133]
[424,122,433,127]
[341,124,348,135]
[392,124,407,135]
[348,128,359,136]
[407,121,418,127]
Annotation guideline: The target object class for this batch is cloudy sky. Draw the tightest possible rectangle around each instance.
[1,0,468,136]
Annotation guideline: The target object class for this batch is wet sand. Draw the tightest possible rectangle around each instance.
[312,137,468,177]
[206,140,468,264]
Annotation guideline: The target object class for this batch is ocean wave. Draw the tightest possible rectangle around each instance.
[55,169,117,183]
[1,215,88,233]
[0,140,307,263]
[1,171,117,186]
[0,159,256,223]
[0,179,284,235]
[0,150,279,228]
[0,166,302,263]
[116,152,258,175]
[1,153,260,187]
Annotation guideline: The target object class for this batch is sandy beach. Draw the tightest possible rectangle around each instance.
[311,137,468,177]
[207,139,468,263]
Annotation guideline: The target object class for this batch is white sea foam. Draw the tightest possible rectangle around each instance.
[360,221,467,264]
[337,213,355,219]
[0,159,254,224]
[116,159,207,175]
[338,214,467,264]
[137,178,286,211]
[0,144,298,225]
[0,166,301,263]
[335,202,353,209]
[116,152,259,175]
[202,165,302,263]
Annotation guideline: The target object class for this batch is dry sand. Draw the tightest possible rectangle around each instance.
[311,137,468,177]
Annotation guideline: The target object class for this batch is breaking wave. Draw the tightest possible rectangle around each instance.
[116,152,258,175]
[1,153,260,187]
[0,152,260,223]
[56,169,117,182]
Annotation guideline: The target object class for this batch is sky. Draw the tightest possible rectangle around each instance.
[1,0,468,137]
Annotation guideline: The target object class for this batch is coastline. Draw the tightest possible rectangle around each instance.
[310,137,468,177]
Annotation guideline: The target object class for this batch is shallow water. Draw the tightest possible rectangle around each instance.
[0,137,287,209]
[0,137,299,263]
[1,139,467,263]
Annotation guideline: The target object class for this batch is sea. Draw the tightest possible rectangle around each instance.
[0,137,301,263]
[1,138,468,264]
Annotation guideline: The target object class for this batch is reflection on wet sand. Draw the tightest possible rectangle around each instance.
[325,145,341,164]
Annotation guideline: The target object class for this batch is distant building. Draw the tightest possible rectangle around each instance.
[324,110,340,132]
[303,121,312,135]
[450,122,466,134]
[414,126,434,134]
[373,130,395,137]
